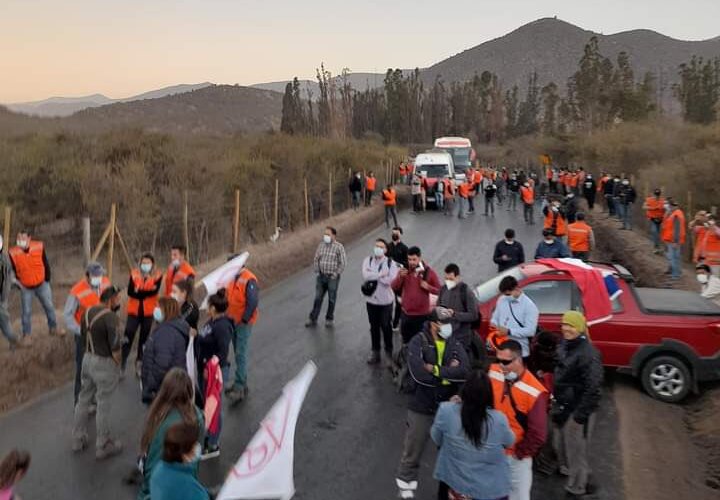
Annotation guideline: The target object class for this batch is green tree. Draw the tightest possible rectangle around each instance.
[674,56,720,124]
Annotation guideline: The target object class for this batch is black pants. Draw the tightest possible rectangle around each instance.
[413,194,422,211]
[572,251,589,261]
[367,303,393,354]
[524,202,534,223]
[585,193,595,209]
[400,313,428,345]
[309,274,340,321]
[393,296,402,329]
[385,206,398,228]
[365,190,374,206]
[468,194,475,212]
[121,315,154,369]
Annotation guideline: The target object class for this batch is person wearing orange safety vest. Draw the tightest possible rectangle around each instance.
[443,176,456,216]
[457,181,471,219]
[642,188,666,252]
[689,210,709,263]
[567,213,595,261]
[520,182,535,225]
[662,199,686,280]
[121,252,163,376]
[64,261,111,404]
[225,261,260,404]
[165,245,195,296]
[695,214,720,276]
[543,198,568,239]
[365,171,377,207]
[466,167,478,214]
[382,183,399,228]
[9,230,60,341]
[490,340,548,500]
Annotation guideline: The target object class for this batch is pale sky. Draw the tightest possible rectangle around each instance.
[2,0,719,103]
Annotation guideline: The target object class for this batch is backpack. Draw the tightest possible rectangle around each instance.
[458,282,482,330]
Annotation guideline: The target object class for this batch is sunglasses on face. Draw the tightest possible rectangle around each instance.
[498,357,516,365]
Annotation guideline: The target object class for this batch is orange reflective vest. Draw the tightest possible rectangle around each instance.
[458,182,471,198]
[489,364,547,455]
[399,165,407,176]
[645,196,665,220]
[661,209,686,244]
[569,173,578,188]
[698,227,720,266]
[544,210,567,236]
[444,179,455,199]
[520,186,534,205]
[165,261,195,296]
[473,170,483,186]
[227,268,259,325]
[598,176,610,192]
[9,240,46,288]
[366,177,377,192]
[70,277,111,324]
[568,221,592,252]
[382,188,397,206]
[127,269,163,317]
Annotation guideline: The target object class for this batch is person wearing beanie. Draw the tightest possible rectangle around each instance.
[0,235,19,350]
[552,311,603,498]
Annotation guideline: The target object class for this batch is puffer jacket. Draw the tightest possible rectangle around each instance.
[407,326,470,415]
[141,318,190,403]
[552,336,603,425]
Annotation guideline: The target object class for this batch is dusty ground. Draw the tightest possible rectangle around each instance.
[0,201,388,413]
[589,208,720,499]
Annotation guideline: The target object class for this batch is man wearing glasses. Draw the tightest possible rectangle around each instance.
[490,276,539,358]
[490,340,548,500]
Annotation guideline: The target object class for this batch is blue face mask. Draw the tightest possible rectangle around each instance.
[140,263,152,274]
[153,307,164,323]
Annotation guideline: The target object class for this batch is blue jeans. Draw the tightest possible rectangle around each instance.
[232,323,252,388]
[508,191,518,210]
[0,304,16,345]
[650,220,662,248]
[667,244,682,279]
[20,281,57,335]
[435,191,444,209]
[309,274,339,321]
[622,202,633,229]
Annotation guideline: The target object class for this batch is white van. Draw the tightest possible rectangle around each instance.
[413,151,454,207]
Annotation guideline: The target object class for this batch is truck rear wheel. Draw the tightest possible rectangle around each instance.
[640,355,692,403]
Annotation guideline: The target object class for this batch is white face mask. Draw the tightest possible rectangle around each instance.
[544,239,554,245]
[439,323,453,339]
[16,240,28,249]
[505,371,518,382]
[697,274,709,284]
[90,276,102,288]
[140,263,152,274]
[323,235,332,244]
[444,279,456,290]
[373,246,385,257]
[171,259,181,268]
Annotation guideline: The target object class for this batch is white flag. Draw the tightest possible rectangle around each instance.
[217,361,318,500]
[198,251,249,310]
[185,337,198,397]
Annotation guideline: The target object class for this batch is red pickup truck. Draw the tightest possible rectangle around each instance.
[474,260,720,402]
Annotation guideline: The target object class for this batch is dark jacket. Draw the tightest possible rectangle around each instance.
[348,176,362,193]
[0,251,12,305]
[493,240,525,272]
[582,178,596,198]
[507,179,520,193]
[407,326,470,414]
[563,196,578,223]
[197,315,233,373]
[619,185,637,205]
[534,240,571,259]
[181,300,200,331]
[142,318,190,403]
[436,282,479,347]
[387,240,409,269]
[552,336,603,425]
[604,179,618,196]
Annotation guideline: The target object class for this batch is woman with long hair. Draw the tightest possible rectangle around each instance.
[141,297,189,403]
[0,449,30,500]
[138,368,204,500]
[172,279,199,331]
[431,370,515,500]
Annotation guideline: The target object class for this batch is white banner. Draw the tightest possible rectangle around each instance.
[217,361,318,500]
[198,251,249,310]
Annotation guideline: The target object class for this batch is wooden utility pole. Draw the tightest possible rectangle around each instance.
[82,217,91,265]
[114,224,134,270]
[274,178,279,231]
[329,171,333,218]
[107,204,116,281]
[304,177,309,227]
[233,189,240,253]
[3,206,11,250]
[183,190,190,262]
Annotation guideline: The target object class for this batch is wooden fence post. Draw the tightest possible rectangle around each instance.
[183,190,190,262]
[107,204,116,281]
[115,225,134,271]
[304,178,309,227]
[3,206,11,251]
[274,178,279,231]
[82,216,91,266]
[329,171,333,218]
[233,189,240,253]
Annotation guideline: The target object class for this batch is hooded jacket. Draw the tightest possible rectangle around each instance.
[552,336,603,425]
[141,318,190,403]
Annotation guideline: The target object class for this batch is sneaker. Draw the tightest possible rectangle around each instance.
[201,444,221,461]
[228,386,249,406]
[325,320,334,328]
[304,320,317,328]
[366,351,381,365]
[72,435,88,452]
[96,439,123,460]
[49,327,66,337]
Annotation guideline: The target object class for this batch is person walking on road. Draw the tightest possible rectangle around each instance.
[543,198,568,241]
[9,230,61,341]
[662,199,686,281]
[387,227,409,330]
[349,172,362,210]
[643,189,666,253]
[0,236,19,350]
[138,368,205,500]
[431,370,514,500]
[567,213,595,261]
[507,174,520,211]
[521,182,535,225]
[395,308,470,500]
[122,253,163,377]
[165,246,195,296]
[306,227,346,328]
[65,262,111,404]
[582,173,597,210]
[696,264,720,306]
[411,174,423,213]
[436,263,479,350]
[493,229,526,273]
[603,176,618,217]
[365,171,377,207]
[552,311,602,499]
[490,276,539,358]
[382,183,399,228]
[457,180,471,219]
[443,175,456,216]
[483,180,498,216]
[391,246,441,345]
[696,214,720,276]
[362,238,398,365]
[617,179,637,230]
[225,261,259,404]
[535,229,571,259]
[490,340,548,500]
[72,285,124,460]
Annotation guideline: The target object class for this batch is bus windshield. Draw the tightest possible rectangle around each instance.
[444,147,471,171]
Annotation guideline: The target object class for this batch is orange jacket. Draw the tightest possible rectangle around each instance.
[69,277,111,324]
[127,268,163,317]
[473,170,483,186]
[165,260,195,296]
[366,177,377,192]
[444,178,455,199]
[698,227,720,266]
[458,182,471,198]
[661,209,686,244]
[544,210,567,236]
[382,188,397,206]
[9,240,46,288]
[569,173,578,188]
[568,221,592,252]
[489,364,547,455]
[644,196,665,220]
[227,268,259,325]
[598,176,609,192]
[520,186,534,204]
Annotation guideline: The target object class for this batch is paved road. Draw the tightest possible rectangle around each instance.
[0,200,623,500]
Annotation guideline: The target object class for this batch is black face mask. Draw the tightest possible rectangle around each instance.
[391,234,400,242]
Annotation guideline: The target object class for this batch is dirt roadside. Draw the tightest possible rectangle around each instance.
[589,209,720,499]
[0,200,394,413]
